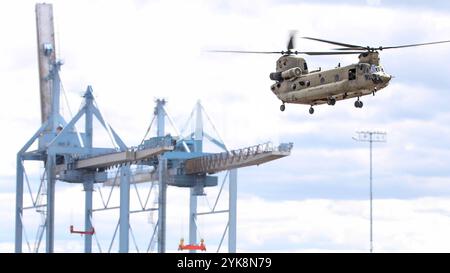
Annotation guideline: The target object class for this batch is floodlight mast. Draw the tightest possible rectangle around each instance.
[353,131,386,253]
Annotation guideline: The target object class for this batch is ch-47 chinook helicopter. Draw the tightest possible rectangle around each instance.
[212,33,450,114]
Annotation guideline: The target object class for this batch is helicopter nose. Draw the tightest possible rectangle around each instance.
[381,74,392,83]
[372,73,390,84]
[374,73,391,84]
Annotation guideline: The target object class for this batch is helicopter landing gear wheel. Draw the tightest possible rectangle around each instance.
[309,106,314,115]
[280,103,286,112]
[327,98,336,106]
[354,100,363,108]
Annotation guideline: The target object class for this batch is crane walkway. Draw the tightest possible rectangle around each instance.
[102,142,293,186]
[184,142,293,175]
[73,145,173,170]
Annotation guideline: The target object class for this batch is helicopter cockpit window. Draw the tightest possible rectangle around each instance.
[348,68,356,81]
[370,64,377,73]
[370,65,384,73]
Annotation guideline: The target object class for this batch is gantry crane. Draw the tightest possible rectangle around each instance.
[15,3,293,253]
[102,99,293,252]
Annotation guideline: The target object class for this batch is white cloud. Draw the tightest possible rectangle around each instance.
[236,196,450,252]
[3,186,450,252]
[367,0,381,6]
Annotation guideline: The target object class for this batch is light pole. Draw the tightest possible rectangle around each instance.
[353,131,386,253]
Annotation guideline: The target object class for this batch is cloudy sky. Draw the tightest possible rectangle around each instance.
[1,0,450,252]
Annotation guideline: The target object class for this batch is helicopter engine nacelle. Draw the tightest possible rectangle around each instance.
[282,67,302,79]
[269,67,302,81]
[269,72,283,81]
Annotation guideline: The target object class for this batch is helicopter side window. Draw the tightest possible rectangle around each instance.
[304,62,308,71]
[335,74,339,82]
[306,81,311,87]
[299,81,305,86]
[320,77,325,84]
[348,68,356,81]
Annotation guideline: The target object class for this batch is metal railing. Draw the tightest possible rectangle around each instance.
[184,142,293,174]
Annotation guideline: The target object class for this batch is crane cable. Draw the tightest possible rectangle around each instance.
[93,99,121,150]
[59,74,74,120]
[140,115,155,145]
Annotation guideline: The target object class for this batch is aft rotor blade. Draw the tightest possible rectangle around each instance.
[302,37,364,48]
[334,40,450,51]
[380,40,450,50]
[207,50,283,54]
[208,50,363,55]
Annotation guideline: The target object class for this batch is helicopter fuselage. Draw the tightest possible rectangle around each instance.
[272,62,391,106]
[270,53,391,109]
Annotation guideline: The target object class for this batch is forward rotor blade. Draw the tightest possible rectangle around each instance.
[287,30,297,51]
[302,37,363,48]
[334,47,369,50]
[300,51,364,55]
[207,50,283,54]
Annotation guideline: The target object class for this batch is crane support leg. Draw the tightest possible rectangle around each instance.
[228,169,237,253]
[15,155,24,253]
[45,154,56,253]
[188,189,198,253]
[119,165,130,253]
[157,158,167,253]
[84,180,93,253]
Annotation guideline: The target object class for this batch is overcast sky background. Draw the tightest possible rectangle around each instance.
[1,0,450,252]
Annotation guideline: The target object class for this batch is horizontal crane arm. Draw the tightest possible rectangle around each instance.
[103,142,293,186]
[74,145,173,170]
[183,142,293,175]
